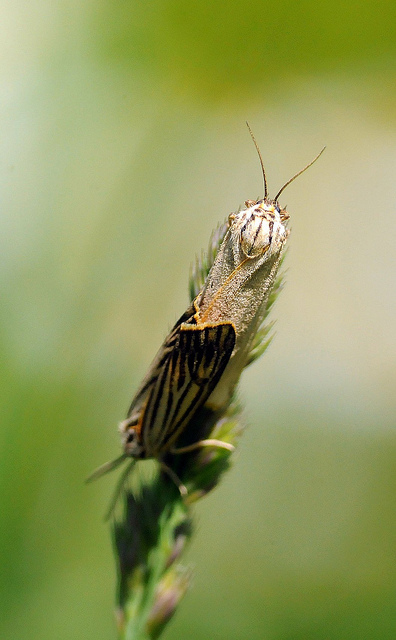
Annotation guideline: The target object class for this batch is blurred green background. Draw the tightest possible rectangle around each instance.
[1,1,396,639]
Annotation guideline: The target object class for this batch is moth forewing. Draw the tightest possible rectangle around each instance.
[119,309,236,459]
[120,198,290,461]
[194,200,289,410]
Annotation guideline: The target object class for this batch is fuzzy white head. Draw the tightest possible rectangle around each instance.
[229,199,290,259]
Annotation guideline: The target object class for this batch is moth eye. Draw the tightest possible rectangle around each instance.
[280,209,290,222]
[228,212,236,226]
[240,216,271,257]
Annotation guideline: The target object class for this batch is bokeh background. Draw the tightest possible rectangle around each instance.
[1,2,396,639]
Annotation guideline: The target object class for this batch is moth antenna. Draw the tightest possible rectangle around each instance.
[85,452,128,483]
[274,146,326,202]
[246,121,268,199]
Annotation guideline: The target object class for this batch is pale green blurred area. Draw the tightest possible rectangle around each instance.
[1,1,396,638]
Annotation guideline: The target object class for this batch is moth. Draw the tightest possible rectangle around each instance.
[89,126,324,494]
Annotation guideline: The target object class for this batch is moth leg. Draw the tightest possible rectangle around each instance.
[86,453,128,483]
[170,439,235,454]
[160,461,188,496]
[104,459,135,521]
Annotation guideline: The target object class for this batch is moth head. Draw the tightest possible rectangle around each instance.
[229,200,289,258]
[234,123,325,259]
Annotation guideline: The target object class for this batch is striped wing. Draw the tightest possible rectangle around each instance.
[137,321,235,456]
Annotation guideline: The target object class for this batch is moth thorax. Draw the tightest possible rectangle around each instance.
[240,213,272,258]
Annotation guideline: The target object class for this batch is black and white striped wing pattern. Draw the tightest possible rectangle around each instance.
[138,321,236,456]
